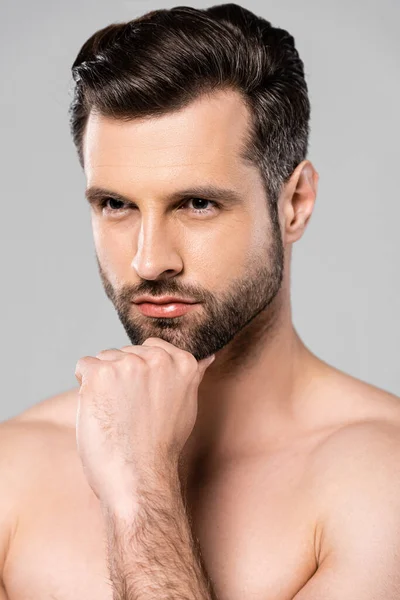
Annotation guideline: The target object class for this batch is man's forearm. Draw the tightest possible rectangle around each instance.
[102,468,217,600]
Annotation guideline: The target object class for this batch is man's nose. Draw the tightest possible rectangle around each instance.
[130,217,183,280]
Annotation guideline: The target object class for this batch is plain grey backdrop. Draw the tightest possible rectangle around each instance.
[0,0,399,421]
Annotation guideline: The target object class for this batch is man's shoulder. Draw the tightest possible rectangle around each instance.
[300,365,400,510]
[0,387,79,476]
[0,388,79,491]
[308,365,400,481]
[305,416,400,573]
[0,389,79,578]
[310,416,400,480]
[8,387,79,430]
[306,357,400,438]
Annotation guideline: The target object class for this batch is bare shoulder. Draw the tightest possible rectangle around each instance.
[309,415,400,484]
[308,359,400,471]
[286,356,400,597]
[0,389,79,577]
[0,388,78,456]
[0,386,79,501]
[303,365,400,564]
[10,387,79,429]
[0,387,79,502]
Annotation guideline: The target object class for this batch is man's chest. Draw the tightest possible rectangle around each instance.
[3,457,317,600]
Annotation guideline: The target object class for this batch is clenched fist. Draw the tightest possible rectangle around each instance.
[74,337,215,508]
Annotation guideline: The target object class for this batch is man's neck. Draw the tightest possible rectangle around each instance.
[180,296,315,483]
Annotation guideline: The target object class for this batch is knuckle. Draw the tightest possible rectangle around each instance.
[180,352,197,371]
[147,347,170,366]
[122,353,144,370]
[76,355,89,364]
[75,356,89,372]
[96,348,118,359]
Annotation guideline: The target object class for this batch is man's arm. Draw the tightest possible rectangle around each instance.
[74,338,217,599]
[293,420,400,599]
[102,466,217,600]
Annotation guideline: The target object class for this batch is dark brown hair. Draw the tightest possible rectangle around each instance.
[68,3,310,216]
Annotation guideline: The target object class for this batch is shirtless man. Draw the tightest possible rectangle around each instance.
[1,4,399,599]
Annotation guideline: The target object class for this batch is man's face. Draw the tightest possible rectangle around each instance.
[82,89,285,361]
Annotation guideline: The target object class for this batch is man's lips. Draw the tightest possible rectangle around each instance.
[133,295,197,305]
[134,300,200,318]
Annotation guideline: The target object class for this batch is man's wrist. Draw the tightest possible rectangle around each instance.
[101,462,182,520]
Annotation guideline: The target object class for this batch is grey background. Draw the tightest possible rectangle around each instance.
[0,0,399,422]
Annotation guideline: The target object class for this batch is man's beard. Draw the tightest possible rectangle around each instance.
[96,217,285,363]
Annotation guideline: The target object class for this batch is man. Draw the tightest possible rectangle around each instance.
[0,3,399,599]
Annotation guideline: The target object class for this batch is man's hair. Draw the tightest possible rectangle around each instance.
[68,3,310,216]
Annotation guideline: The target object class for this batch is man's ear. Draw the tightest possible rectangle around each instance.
[279,160,319,244]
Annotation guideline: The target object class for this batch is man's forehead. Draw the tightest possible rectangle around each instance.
[81,93,260,200]
[83,90,252,170]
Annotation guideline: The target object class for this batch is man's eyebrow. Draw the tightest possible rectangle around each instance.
[84,185,243,206]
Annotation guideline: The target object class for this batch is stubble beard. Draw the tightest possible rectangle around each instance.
[96,218,284,362]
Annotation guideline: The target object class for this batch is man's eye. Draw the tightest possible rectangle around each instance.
[98,197,219,215]
[183,198,218,214]
[100,198,127,211]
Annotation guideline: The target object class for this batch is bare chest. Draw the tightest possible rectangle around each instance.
[3,456,317,600]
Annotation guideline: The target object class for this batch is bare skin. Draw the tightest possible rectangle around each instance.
[1,362,400,599]
[1,88,399,599]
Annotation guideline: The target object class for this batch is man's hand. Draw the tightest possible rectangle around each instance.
[74,337,215,508]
